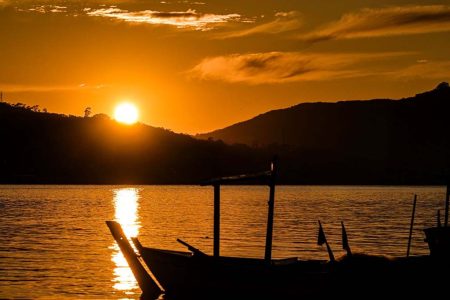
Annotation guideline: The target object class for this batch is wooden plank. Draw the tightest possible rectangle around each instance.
[445,185,449,227]
[406,195,417,257]
[106,221,162,298]
[341,221,352,256]
[264,160,277,262]
[176,238,207,257]
[201,170,272,186]
[214,184,220,257]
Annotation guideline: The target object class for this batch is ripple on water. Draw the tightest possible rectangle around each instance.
[0,185,446,298]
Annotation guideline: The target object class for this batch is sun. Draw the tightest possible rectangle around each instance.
[114,102,139,125]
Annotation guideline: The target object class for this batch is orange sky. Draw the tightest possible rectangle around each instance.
[1,0,449,134]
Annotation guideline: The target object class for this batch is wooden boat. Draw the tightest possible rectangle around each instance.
[424,185,450,257]
[131,238,331,299]
[106,161,450,299]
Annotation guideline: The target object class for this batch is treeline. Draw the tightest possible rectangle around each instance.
[1,82,449,185]
[0,102,270,184]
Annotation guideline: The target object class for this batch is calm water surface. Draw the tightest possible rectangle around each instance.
[0,185,446,298]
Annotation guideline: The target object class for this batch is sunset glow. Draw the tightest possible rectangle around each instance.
[2,1,450,299]
[114,103,139,125]
[0,1,449,133]
[112,188,140,293]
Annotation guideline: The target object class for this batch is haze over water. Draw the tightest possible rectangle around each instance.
[0,185,445,299]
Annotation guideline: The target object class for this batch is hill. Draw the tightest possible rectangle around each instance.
[197,83,450,184]
[0,103,267,184]
[1,82,449,185]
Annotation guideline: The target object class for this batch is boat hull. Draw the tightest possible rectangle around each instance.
[424,226,450,257]
[137,246,449,299]
[138,246,330,298]
[107,221,449,299]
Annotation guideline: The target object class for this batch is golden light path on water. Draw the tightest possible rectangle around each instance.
[111,188,141,294]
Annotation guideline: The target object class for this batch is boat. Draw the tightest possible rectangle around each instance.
[106,160,450,299]
[424,185,450,257]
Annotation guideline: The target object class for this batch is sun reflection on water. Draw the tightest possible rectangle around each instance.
[111,188,141,294]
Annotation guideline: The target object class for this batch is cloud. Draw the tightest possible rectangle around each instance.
[0,83,106,93]
[189,51,409,84]
[24,5,67,13]
[86,7,242,31]
[217,11,301,39]
[160,1,205,4]
[303,5,450,42]
[392,61,450,79]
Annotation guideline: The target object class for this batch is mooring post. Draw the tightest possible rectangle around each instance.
[214,184,220,257]
[406,194,417,257]
[445,184,449,227]
[264,159,277,262]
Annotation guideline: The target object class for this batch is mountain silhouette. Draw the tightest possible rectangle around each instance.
[1,82,449,184]
[0,103,267,184]
[198,82,450,147]
[197,83,450,184]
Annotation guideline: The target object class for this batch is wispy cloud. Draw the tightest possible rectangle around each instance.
[160,1,205,4]
[23,5,67,13]
[0,83,106,93]
[86,7,243,31]
[392,61,450,79]
[303,5,450,42]
[189,51,409,84]
[217,11,301,39]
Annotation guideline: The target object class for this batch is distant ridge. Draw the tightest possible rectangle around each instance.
[1,82,449,184]
[197,82,450,148]
[195,83,450,184]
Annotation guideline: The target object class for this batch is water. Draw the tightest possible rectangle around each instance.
[0,185,446,299]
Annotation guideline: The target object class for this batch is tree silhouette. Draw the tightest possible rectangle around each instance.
[84,107,92,118]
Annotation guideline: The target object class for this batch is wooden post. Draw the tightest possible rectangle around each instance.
[406,195,417,257]
[264,159,277,262]
[214,184,220,257]
[445,185,449,227]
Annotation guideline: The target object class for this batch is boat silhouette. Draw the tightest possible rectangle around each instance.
[106,160,449,299]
